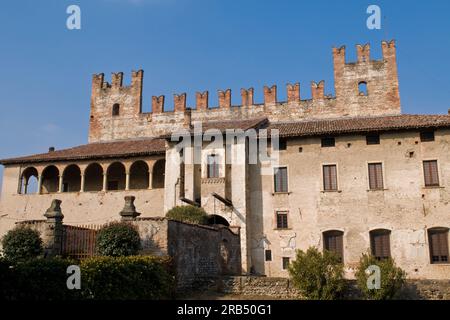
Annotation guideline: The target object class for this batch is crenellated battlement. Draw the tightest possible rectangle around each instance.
[88,40,401,143]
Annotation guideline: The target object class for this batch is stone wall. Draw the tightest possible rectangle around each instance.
[214,276,450,300]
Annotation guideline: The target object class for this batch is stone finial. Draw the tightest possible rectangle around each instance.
[44,199,64,220]
[120,196,141,221]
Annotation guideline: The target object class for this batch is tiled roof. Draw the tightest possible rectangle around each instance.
[2,114,450,165]
[267,114,450,138]
[0,138,166,165]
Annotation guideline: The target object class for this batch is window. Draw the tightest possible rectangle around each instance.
[112,103,120,116]
[368,163,384,190]
[282,257,290,270]
[423,160,439,187]
[366,134,380,145]
[274,167,288,193]
[370,229,391,260]
[265,250,272,262]
[358,82,368,96]
[276,211,289,229]
[323,231,344,262]
[207,154,220,178]
[321,137,335,148]
[323,165,338,191]
[276,139,287,151]
[420,131,435,142]
[428,228,449,264]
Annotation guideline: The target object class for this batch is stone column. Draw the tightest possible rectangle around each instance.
[43,199,64,257]
[37,175,43,194]
[24,177,29,194]
[148,171,153,190]
[119,196,141,221]
[125,171,130,191]
[80,173,85,192]
[58,175,63,193]
[102,173,107,191]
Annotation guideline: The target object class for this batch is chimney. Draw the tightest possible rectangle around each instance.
[49,147,55,153]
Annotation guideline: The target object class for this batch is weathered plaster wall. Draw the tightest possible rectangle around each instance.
[249,129,450,279]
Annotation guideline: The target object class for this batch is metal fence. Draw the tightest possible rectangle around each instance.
[62,224,103,259]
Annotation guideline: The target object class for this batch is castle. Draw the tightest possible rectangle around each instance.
[1,40,449,279]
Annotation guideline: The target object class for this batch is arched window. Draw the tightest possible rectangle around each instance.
[129,161,149,190]
[323,230,344,262]
[84,163,103,192]
[41,165,59,194]
[428,228,449,264]
[20,167,39,194]
[106,162,126,191]
[152,159,165,189]
[370,229,391,260]
[112,103,120,116]
[358,82,368,96]
[62,164,81,192]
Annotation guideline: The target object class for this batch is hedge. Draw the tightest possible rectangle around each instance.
[1,225,43,263]
[166,205,208,225]
[96,222,141,257]
[0,256,174,300]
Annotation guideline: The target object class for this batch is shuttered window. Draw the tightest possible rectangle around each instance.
[265,250,272,262]
[274,167,288,193]
[370,230,391,260]
[368,163,384,190]
[323,231,344,262]
[276,211,289,229]
[323,165,338,191]
[428,228,449,264]
[420,131,435,142]
[366,134,380,145]
[207,154,219,178]
[321,137,335,148]
[423,160,439,187]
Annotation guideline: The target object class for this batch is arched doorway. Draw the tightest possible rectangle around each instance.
[206,215,230,227]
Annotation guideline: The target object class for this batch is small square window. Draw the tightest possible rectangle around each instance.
[420,131,435,142]
[282,257,290,270]
[276,211,289,229]
[366,134,380,145]
[321,137,335,148]
[265,250,272,262]
[276,139,287,151]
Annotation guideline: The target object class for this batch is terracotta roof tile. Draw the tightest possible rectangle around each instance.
[0,138,166,165]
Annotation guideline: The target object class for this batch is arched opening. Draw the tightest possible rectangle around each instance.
[323,230,344,262]
[106,162,126,191]
[112,103,120,116]
[84,163,103,192]
[152,159,165,189]
[41,165,59,194]
[62,164,81,192]
[129,160,149,190]
[358,81,368,96]
[206,215,230,227]
[20,167,38,194]
[370,229,391,260]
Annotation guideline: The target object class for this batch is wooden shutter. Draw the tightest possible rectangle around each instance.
[423,160,439,187]
[370,230,391,260]
[276,212,288,229]
[207,155,219,178]
[324,231,344,262]
[368,163,384,190]
[274,167,288,193]
[429,229,449,263]
[323,165,337,191]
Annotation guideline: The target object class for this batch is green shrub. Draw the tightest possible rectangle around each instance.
[288,247,346,300]
[355,253,406,300]
[166,205,208,225]
[1,226,43,262]
[96,222,141,257]
[0,257,79,301]
[80,256,175,300]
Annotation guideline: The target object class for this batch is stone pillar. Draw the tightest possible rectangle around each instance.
[58,175,63,193]
[24,177,29,194]
[43,199,64,257]
[80,173,85,192]
[148,171,153,190]
[125,172,130,191]
[102,173,107,191]
[37,175,43,194]
[119,196,141,221]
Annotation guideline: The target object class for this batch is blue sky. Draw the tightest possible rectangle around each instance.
[0,0,450,189]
